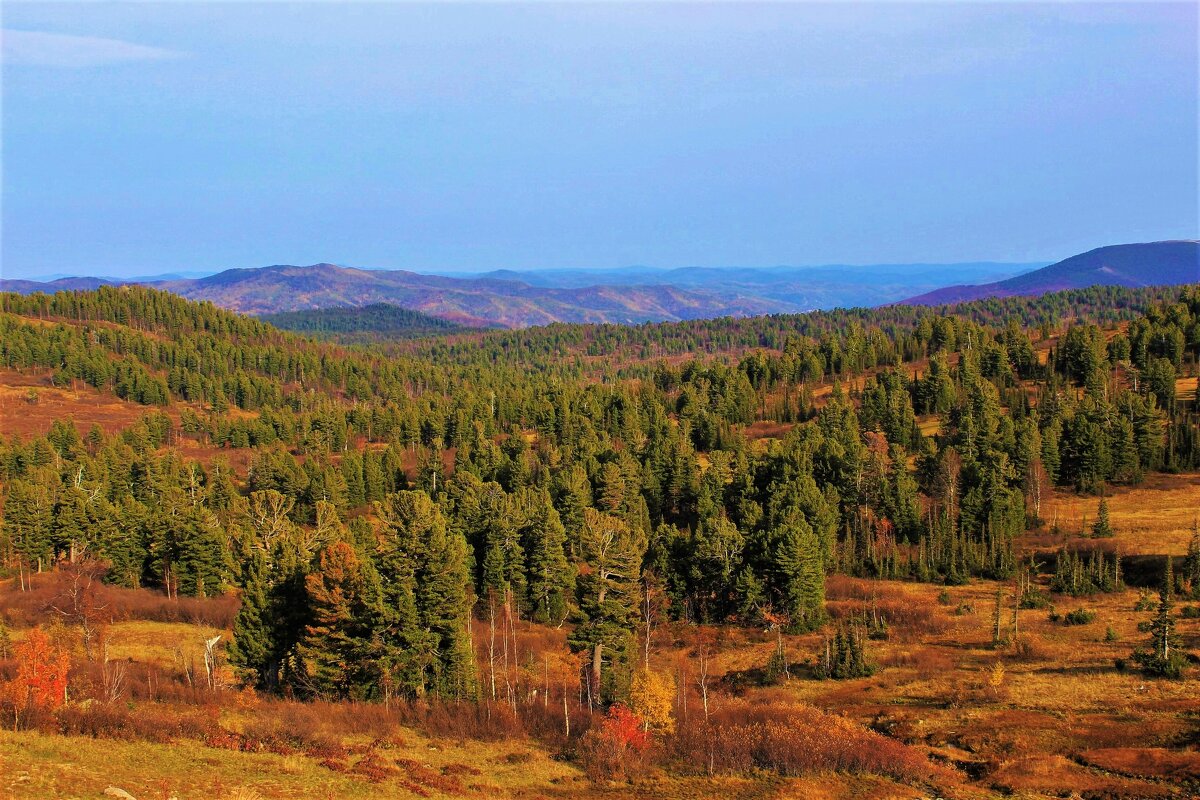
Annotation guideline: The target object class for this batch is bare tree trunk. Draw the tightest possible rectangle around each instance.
[591,642,603,698]
[488,596,497,702]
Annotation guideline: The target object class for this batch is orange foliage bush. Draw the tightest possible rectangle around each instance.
[672,699,946,783]
[2,626,70,726]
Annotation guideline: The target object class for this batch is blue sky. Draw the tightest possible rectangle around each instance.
[2,2,1196,279]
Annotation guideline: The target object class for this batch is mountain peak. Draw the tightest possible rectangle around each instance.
[900,241,1199,306]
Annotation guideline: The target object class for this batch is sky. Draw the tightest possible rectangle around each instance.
[1,2,1197,280]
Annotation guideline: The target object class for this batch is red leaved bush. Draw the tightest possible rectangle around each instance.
[579,704,652,782]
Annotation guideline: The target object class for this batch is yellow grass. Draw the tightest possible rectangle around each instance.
[0,728,937,800]
[0,726,581,800]
[916,415,941,437]
[104,621,227,668]
[1040,474,1200,556]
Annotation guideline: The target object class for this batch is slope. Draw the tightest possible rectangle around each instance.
[901,241,1199,305]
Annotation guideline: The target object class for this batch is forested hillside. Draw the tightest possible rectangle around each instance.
[1,283,1198,798]
[261,303,468,340]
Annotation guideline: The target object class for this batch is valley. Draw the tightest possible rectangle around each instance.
[0,282,1198,799]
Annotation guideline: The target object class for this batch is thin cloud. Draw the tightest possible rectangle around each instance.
[1,29,185,67]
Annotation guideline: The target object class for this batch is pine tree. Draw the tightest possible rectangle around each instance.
[1092,498,1114,538]
[3,479,55,583]
[520,490,574,626]
[227,552,274,689]
[768,519,826,633]
[297,540,382,699]
[569,508,643,704]
[1131,558,1187,678]
[417,509,478,700]
[689,515,744,622]
[377,491,476,699]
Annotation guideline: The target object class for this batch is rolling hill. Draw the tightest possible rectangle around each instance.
[260,302,470,338]
[152,263,794,326]
[2,242,1188,329]
[900,241,1199,305]
[0,261,1032,329]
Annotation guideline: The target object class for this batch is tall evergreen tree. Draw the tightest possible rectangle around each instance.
[569,508,643,703]
[767,518,826,633]
[1131,558,1186,678]
[297,540,383,699]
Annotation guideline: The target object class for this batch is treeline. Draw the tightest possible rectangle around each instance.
[0,284,1198,704]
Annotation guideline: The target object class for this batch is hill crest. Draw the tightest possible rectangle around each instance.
[900,241,1199,305]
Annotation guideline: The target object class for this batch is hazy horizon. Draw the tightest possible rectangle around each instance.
[5,258,1054,284]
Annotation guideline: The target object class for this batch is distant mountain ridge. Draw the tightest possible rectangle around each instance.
[3,243,1190,328]
[0,260,1035,328]
[900,241,1199,306]
[146,263,794,327]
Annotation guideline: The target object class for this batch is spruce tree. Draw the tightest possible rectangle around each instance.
[416,505,477,699]
[377,491,476,699]
[228,552,275,689]
[569,508,643,703]
[1131,558,1187,678]
[768,518,826,633]
[297,540,382,699]
[519,490,574,626]
[1092,498,1114,538]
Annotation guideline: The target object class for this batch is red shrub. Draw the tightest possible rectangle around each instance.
[578,704,651,782]
[670,699,947,784]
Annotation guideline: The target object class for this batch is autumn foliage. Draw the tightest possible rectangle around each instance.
[579,703,651,781]
[628,668,676,734]
[3,626,70,726]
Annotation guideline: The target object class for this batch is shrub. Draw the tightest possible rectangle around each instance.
[1019,587,1053,609]
[1,626,70,728]
[0,571,239,629]
[1008,634,1051,663]
[579,704,650,782]
[1062,609,1096,626]
[763,644,790,685]
[670,701,942,783]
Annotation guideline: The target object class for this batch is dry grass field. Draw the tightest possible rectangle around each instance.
[2,553,1196,799]
[0,370,177,439]
[1031,474,1200,557]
